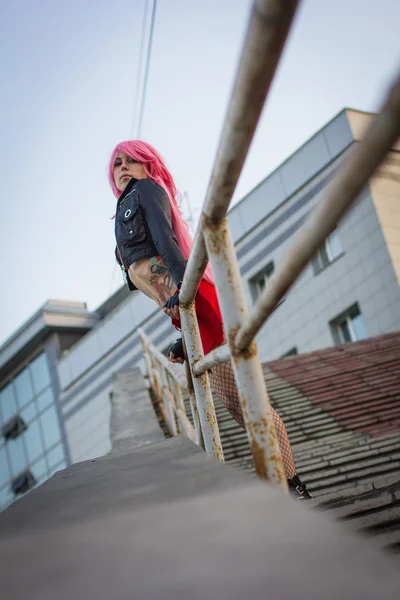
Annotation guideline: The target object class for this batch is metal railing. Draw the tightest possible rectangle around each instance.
[139,0,400,492]
[139,328,202,445]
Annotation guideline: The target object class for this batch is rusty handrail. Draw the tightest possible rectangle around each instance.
[138,1,399,491]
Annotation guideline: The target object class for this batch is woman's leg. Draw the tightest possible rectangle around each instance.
[208,361,297,479]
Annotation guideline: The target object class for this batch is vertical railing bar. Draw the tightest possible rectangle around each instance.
[182,334,204,448]
[203,218,287,490]
[175,408,198,443]
[164,369,181,434]
[139,328,202,446]
[141,336,162,409]
[138,328,188,388]
[140,337,154,387]
[160,364,178,437]
[172,376,186,414]
[140,335,172,435]
[153,368,175,436]
[179,304,224,461]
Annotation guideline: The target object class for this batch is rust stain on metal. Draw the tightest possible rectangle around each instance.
[191,357,204,378]
[250,439,268,480]
[228,325,257,364]
[203,215,230,257]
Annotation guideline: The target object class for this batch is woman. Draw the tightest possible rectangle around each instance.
[109,140,311,500]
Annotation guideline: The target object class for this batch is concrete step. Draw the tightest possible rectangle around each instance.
[179,364,400,557]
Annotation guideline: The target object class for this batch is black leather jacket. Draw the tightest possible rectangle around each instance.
[115,178,187,291]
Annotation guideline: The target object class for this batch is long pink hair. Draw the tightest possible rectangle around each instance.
[109,140,214,284]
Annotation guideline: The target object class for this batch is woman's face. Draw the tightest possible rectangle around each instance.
[113,151,147,191]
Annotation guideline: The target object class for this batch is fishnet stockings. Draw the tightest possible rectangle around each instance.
[208,361,297,479]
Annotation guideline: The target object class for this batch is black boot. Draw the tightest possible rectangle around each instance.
[288,475,312,501]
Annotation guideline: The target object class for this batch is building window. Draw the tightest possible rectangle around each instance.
[11,469,36,495]
[281,347,298,358]
[0,352,67,511]
[0,383,18,424]
[330,303,367,345]
[0,445,10,487]
[313,229,343,273]
[249,261,274,302]
[2,415,27,441]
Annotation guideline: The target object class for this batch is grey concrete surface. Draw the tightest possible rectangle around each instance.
[1,455,399,599]
[0,436,248,537]
[110,366,164,453]
[1,367,399,598]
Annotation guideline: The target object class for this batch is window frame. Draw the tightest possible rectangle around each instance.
[248,261,275,303]
[313,228,343,273]
[281,347,298,358]
[330,303,367,345]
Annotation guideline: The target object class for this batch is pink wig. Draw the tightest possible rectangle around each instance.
[109,140,214,284]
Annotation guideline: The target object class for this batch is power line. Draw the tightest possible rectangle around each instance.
[131,0,150,138]
[137,0,157,138]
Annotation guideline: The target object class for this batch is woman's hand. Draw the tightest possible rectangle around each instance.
[163,306,180,320]
[163,290,180,320]
[167,338,185,364]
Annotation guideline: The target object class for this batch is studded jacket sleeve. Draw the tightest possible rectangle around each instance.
[138,179,187,288]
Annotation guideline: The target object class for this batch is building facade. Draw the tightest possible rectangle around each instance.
[1,109,399,510]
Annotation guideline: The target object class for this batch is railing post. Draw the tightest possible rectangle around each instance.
[203,218,288,490]
[179,303,224,461]
[138,328,199,445]
[182,334,204,449]
[160,364,178,436]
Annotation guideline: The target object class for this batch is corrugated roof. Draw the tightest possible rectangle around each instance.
[268,332,400,438]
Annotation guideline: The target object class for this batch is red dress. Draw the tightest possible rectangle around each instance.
[172,280,224,355]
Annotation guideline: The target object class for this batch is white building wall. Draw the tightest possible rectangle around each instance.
[237,174,400,360]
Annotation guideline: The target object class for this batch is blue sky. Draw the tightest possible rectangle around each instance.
[0,0,399,347]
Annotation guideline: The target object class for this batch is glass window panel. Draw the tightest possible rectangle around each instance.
[30,353,51,394]
[257,276,266,293]
[339,320,352,343]
[36,387,54,413]
[319,244,330,268]
[282,347,298,357]
[40,406,61,450]
[328,229,342,259]
[31,457,48,481]
[20,401,38,424]
[47,443,65,469]
[8,436,27,476]
[23,420,44,464]
[0,383,18,423]
[0,484,14,510]
[14,368,34,408]
[0,446,10,487]
[351,313,367,341]
[251,263,274,298]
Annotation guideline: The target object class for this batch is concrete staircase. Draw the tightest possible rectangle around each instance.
[181,363,400,556]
